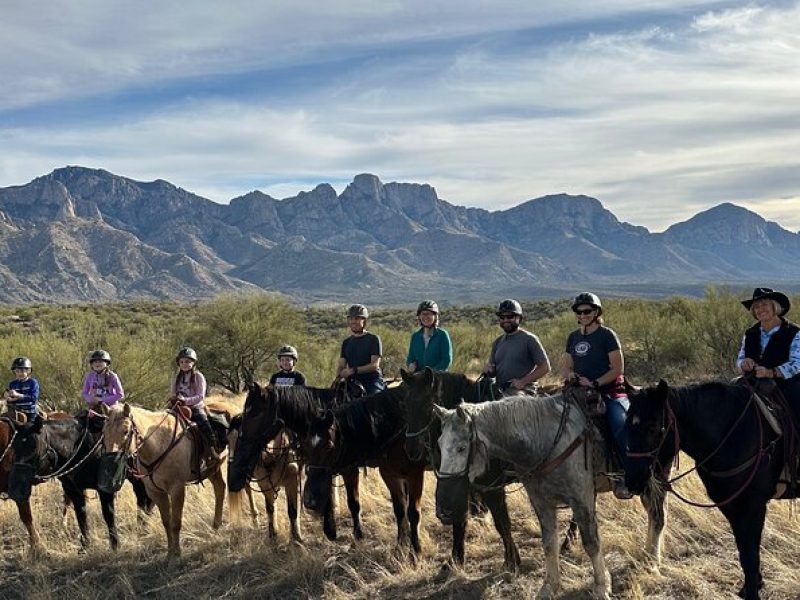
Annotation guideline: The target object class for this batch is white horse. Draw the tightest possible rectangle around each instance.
[435,394,657,599]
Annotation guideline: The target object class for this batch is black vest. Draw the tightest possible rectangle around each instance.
[744,319,800,370]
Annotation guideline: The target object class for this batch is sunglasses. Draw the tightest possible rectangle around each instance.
[498,314,518,320]
[574,308,595,316]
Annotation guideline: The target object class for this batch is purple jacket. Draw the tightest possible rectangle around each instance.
[82,370,124,406]
[169,370,206,407]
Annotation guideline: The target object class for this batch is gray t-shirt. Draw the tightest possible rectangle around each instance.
[566,326,621,381]
[490,328,548,386]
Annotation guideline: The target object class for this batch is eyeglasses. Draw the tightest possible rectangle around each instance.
[498,314,518,320]
[574,309,595,316]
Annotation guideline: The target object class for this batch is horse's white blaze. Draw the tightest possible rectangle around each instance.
[631,415,640,426]
[310,434,322,448]
[438,415,471,477]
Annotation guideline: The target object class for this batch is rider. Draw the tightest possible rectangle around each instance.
[4,357,40,422]
[169,347,220,462]
[483,299,550,396]
[736,287,800,414]
[560,292,632,499]
[406,300,453,373]
[269,345,307,387]
[336,304,386,395]
[82,350,124,409]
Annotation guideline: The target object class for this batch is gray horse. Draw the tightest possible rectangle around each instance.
[434,394,666,600]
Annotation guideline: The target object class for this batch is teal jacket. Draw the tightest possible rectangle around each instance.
[406,327,453,372]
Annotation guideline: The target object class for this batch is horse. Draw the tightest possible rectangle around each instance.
[227,413,302,542]
[228,382,364,542]
[7,412,153,552]
[303,384,427,558]
[625,379,797,600]
[100,403,227,557]
[401,368,521,571]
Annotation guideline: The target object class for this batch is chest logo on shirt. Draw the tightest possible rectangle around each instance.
[574,341,591,357]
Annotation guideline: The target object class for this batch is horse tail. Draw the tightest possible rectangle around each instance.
[228,487,244,527]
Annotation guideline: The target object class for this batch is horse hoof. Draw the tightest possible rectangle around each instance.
[535,583,559,600]
[353,527,364,541]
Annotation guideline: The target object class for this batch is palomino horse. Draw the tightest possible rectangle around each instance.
[8,412,152,551]
[435,393,667,600]
[227,413,302,542]
[303,384,427,558]
[228,382,364,542]
[402,369,521,571]
[625,379,797,600]
[100,404,227,557]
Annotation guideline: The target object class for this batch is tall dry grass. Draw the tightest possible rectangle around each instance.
[1,458,799,599]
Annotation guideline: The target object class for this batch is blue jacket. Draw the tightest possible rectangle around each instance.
[406,327,453,372]
[8,377,40,414]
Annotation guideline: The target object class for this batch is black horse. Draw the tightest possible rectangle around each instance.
[227,382,364,541]
[625,379,795,600]
[303,384,426,557]
[8,413,152,551]
[402,368,522,571]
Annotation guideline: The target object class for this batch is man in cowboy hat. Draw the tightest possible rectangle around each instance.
[736,287,800,412]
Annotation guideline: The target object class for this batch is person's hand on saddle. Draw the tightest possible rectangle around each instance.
[406,361,417,374]
[740,358,757,374]
[340,366,356,379]
[508,378,527,391]
[562,372,580,386]
[754,365,780,379]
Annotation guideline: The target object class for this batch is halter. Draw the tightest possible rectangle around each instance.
[435,415,481,481]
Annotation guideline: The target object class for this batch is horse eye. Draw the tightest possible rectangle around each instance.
[457,445,467,453]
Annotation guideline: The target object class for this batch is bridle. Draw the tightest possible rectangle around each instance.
[435,415,482,482]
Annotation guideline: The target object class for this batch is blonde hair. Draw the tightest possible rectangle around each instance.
[750,299,781,319]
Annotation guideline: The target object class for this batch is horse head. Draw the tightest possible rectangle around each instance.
[97,404,136,494]
[625,379,673,494]
[8,417,47,502]
[227,381,283,493]
[434,403,488,525]
[302,410,339,514]
[401,367,442,461]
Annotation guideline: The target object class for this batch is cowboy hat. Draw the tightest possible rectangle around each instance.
[741,287,790,317]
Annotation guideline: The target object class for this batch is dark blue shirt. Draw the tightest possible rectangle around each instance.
[8,377,40,414]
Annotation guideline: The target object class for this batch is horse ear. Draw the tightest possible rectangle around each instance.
[323,410,335,428]
[123,403,131,417]
[432,404,448,420]
[656,379,670,397]
[99,403,110,416]
[423,367,434,387]
[456,404,467,420]
[242,365,256,389]
[400,368,411,384]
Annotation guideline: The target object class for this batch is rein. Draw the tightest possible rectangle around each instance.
[0,426,17,465]
[123,409,187,484]
[34,424,104,482]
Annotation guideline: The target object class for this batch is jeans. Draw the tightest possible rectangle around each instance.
[606,395,630,468]
[356,374,386,396]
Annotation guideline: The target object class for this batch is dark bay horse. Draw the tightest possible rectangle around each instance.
[401,368,521,571]
[303,384,427,557]
[625,379,792,600]
[228,382,364,541]
[8,413,152,551]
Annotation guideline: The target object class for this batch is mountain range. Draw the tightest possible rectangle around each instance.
[0,166,796,304]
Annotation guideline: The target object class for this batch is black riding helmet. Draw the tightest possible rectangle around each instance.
[347,304,369,319]
[496,299,523,317]
[176,347,198,364]
[89,349,112,365]
[277,345,299,360]
[11,357,32,371]
[572,292,603,316]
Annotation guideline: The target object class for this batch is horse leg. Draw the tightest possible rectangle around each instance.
[342,467,364,540]
[15,498,42,555]
[286,466,302,543]
[380,468,409,552]
[482,487,521,574]
[262,487,277,539]
[169,486,186,558]
[98,491,119,551]
[448,519,467,569]
[571,498,611,600]
[560,519,578,555]
[406,467,424,558]
[64,484,90,551]
[150,489,173,556]
[245,485,259,526]
[724,502,766,600]
[61,491,72,528]
[527,494,562,600]
[209,467,226,529]
[130,478,153,527]
[641,480,667,565]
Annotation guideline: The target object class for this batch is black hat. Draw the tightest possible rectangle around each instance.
[741,287,790,317]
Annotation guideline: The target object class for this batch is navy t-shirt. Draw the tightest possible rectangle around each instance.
[341,332,383,378]
[566,326,621,381]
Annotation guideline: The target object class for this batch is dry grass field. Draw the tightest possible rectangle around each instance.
[1,459,800,600]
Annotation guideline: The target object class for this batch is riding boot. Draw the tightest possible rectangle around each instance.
[196,417,221,462]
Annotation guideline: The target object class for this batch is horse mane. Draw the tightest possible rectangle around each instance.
[667,380,750,412]
[433,371,473,408]
[332,386,406,449]
[270,385,335,437]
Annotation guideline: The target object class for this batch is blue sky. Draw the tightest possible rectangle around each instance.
[2,0,799,231]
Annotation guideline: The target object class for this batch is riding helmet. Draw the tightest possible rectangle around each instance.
[175,346,198,364]
[89,349,112,365]
[10,356,32,371]
[416,300,439,315]
[496,299,523,317]
[347,304,369,319]
[571,292,603,316]
[277,345,299,360]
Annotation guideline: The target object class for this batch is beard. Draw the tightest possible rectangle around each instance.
[501,321,519,333]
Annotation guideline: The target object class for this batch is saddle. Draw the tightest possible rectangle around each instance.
[171,405,227,479]
[332,377,367,406]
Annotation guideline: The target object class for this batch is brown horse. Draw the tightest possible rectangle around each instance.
[101,404,227,557]
[227,414,303,542]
